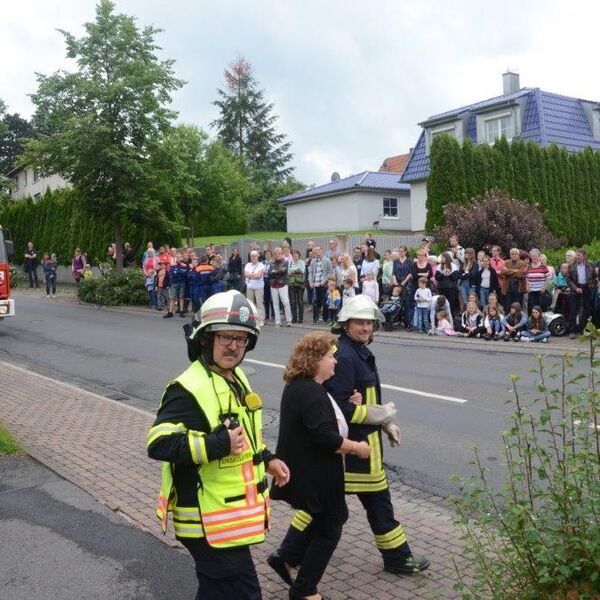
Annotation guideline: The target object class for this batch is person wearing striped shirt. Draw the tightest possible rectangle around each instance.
[525,249,549,314]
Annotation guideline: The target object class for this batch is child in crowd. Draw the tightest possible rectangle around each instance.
[460,301,485,337]
[413,276,432,333]
[42,252,58,298]
[145,268,158,309]
[380,284,403,317]
[467,291,483,311]
[483,291,504,317]
[502,302,527,341]
[342,277,356,300]
[156,262,171,311]
[361,271,379,304]
[521,305,551,342]
[330,255,343,288]
[427,255,439,293]
[434,310,456,336]
[83,264,93,280]
[483,305,504,340]
[550,263,570,311]
[165,253,188,318]
[325,277,341,322]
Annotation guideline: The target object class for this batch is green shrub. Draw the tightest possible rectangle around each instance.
[543,240,600,268]
[8,264,25,288]
[452,323,600,599]
[77,267,146,306]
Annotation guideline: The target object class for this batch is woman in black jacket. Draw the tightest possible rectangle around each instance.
[227,247,243,291]
[269,332,370,600]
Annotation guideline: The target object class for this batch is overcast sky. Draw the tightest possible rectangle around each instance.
[2,1,599,185]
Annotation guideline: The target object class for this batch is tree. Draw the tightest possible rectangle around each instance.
[0,100,10,199]
[152,124,207,245]
[247,176,304,231]
[21,0,184,271]
[0,112,34,175]
[432,189,560,254]
[212,56,293,183]
[425,133,466,231]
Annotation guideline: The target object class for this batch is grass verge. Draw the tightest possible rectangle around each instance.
[193,230,375,246]
[0,424,23,455]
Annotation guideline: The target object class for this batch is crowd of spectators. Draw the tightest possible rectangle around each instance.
[21,231,600,341]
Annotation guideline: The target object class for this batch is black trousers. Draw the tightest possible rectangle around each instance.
[289,285,304,322]
[569,287,592,333]
[280,511,345,597]
[182,538,262,600]
[26,266,39,287]
[356,488,411,568]
[312,286,327,323]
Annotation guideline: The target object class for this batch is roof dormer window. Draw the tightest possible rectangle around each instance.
[485,115,512,144]
[425,120,463,154]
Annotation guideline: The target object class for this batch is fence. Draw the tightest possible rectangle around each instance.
[211,233,428,262]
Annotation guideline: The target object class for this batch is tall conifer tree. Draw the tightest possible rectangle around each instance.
[212,57,293,183]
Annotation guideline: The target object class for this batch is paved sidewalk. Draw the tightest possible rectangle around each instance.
[1,359,469,599]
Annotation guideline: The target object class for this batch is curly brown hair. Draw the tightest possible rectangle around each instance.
[283,331,336,384]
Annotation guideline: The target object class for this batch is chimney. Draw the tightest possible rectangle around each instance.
[503,71,520,95]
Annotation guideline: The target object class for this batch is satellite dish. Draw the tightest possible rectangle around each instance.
[331,172,341,182]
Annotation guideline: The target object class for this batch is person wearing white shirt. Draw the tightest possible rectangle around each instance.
[244,250,265,325]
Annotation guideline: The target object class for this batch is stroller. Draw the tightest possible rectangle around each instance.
[381,297,404,331]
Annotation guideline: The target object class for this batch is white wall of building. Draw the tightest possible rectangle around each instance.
[9,166,70,201]
[285,193,361,232]
[409,181,427,232]
[356,191,411,231]
[285,190,412,233]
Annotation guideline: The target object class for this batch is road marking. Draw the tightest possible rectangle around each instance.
[245,358,468,404]
[381,384,467,404]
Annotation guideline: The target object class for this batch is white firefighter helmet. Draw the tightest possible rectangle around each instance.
[331,294,384,333]
[187,290,260,357]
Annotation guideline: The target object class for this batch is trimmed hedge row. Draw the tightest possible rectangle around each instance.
[0,188,181,265]
[426,135,600,245]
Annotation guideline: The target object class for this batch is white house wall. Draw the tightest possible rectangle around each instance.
[285,190,413,233]
[285,193,361,232]
[356,191,411,231]
[10,167,70,201]
[409,181,427,232]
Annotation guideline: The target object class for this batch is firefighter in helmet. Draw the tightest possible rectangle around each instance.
[147,290,290,599]
[284,295,430,576]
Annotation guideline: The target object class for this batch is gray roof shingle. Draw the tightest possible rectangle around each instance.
[278,171,409,204]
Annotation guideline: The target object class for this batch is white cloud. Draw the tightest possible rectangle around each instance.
[2,0,600,185]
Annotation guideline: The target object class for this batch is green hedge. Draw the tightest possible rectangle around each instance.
[77,267,147,306]
[427,135,600,245]
[0,188,181,266]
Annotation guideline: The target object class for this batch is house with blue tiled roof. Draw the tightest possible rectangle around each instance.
[401,72,600,230]
[278,170,411,233]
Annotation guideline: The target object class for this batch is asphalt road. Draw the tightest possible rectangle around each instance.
[0,455,196,600]
[0,292,578,497]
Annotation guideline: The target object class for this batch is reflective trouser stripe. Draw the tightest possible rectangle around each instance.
[374,525,407,550]
[147,422,187,446]
[350,404,367,424]
[291,510,313,532]
[344,470,388,493]
[187,430,208,464]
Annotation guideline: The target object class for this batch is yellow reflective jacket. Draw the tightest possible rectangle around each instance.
[149,361,270,548]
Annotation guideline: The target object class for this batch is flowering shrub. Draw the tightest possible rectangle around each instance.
[433,189,560,254]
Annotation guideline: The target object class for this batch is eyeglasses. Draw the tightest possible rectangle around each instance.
[215,334,250,348]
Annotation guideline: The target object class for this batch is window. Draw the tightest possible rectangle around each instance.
[23,170,28,186]
[383,197,398,218]
[485,115,511,144]
[33,169,39,183]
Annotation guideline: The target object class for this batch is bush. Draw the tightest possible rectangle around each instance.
[453,323,600,599]
[543,240,600,269]
[8,264,25,288]
[77,267,147,306]
[433,189,560,255]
